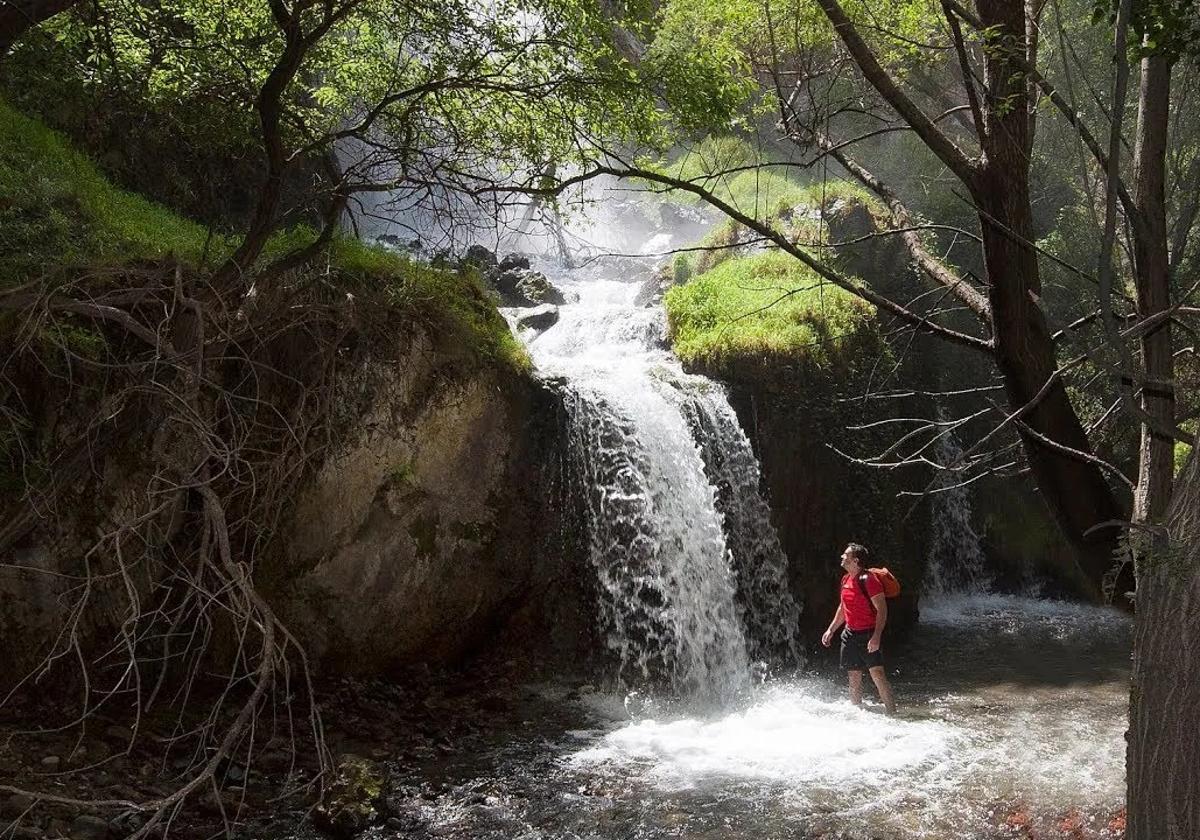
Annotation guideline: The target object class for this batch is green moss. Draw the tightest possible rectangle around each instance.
[327,239,531,373]
[664,250,879,371]
[0,98,528,373]
[0,98,214,282]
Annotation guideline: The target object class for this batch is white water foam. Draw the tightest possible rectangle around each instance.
[566,595,1129,838]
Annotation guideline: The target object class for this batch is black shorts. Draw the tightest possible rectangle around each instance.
[840,627,883,671]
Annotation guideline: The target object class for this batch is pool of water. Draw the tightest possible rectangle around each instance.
[276,594,1130,839]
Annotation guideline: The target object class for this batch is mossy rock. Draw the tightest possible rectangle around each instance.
[313,754,388,838]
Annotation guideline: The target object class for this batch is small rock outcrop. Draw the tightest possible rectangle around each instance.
[514,304,559,333]
[459,248,567,307]
[492,267,567,307]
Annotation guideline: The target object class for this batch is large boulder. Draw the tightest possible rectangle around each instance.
[271,327,594,673]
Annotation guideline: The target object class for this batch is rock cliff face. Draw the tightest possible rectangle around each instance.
[0,323,595,690]
[695,358,929,642]
[271,331,591,673]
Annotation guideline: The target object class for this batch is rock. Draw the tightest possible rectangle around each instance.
[498,252,531,272]
[1,794,34,819]
[313,755,388,839]
[492,268,567,307]
[103,725,134,743]
[513,304,559,333]
[40,756,61,770]
[462,245,497,269]
[69,814,110,840]
[515,271,566,306]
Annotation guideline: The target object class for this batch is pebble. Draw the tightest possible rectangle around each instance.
[103,725,134,742]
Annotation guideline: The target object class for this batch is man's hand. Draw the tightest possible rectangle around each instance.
[821,629,834,648]
[867,635,881,654]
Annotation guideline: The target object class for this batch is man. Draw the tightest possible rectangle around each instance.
[821,542,896,714]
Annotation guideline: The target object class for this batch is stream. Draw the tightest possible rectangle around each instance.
[302,217,1131,840]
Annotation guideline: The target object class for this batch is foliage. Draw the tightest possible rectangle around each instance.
[665,250,879,371]
[5,0,665,226]
[0,98,527,371]
[0,98,212,281]
[645,0,944,136]
[1091,0,1200,57]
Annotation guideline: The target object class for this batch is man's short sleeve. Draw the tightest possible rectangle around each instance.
[865,573,884,598]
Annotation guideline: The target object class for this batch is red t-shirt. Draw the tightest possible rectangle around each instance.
[840,572,883,631]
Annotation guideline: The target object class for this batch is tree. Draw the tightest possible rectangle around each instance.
[0,0,662,832]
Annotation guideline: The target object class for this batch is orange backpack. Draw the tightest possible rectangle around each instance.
[855,567,901,607]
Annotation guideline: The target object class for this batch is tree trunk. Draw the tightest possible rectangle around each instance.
[1130,51,1175,526]
[0,0,78,56]
[972,0,1125,594]
[1127,438,1200,839]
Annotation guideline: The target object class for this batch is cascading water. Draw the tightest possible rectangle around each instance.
[925,424,993,595]
[681,394,802,666]
[515,255,802,700]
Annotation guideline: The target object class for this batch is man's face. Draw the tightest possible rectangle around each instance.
[840,548,859,574]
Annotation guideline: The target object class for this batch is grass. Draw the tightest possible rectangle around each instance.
[0,98,527,372]
[0,99,213,280]
[664,250,880,372]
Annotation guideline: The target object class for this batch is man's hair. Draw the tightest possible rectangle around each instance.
[845,543,870,565]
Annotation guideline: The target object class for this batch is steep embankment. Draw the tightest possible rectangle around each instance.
[0,102,589,687]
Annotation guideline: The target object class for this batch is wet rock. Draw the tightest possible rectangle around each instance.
[69,814,110,840]
[313,755,388,839]
[492,268,566,307]
[513,304,559,333]
[515,271,567,306]
[498,252,531,272]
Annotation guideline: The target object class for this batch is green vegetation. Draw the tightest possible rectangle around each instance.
[649,136,877,221]
[0,99,212,280]
[665,250,878,371]
[0,99,527,372]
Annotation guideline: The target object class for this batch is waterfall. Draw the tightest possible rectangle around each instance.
[925,427,992,595]
[681,392,803,667]
[519,261,802,700]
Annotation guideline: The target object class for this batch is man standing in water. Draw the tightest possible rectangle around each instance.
[821,543,896,714]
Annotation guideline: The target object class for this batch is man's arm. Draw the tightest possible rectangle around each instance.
[822,604,846,647]
[868,594,887,653]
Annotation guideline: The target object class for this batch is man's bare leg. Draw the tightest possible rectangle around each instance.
[848,669,864,706]
[868,666,896,714]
